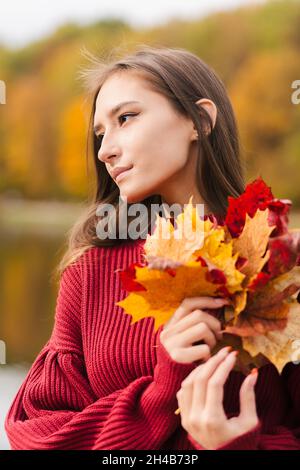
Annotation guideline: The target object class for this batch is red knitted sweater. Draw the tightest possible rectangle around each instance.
[5,238,300,450]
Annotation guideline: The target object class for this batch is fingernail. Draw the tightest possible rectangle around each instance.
[220,346,232,353]
[225,350,238,360]
[249,368,259,385]
[219,346,230,355]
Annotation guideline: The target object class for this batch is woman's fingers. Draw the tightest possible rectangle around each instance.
[203,350,238,416]
[181,346,231,386]
[175,344,211,363]
[170,297,228,326]
[239,369,259,422]
[161,297,229,366]
[179,322,217,350]
[171,309,222,338]
[183,346,232,411]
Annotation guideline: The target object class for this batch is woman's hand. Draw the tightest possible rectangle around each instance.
[160,296,229,364]
[176,346,259,450]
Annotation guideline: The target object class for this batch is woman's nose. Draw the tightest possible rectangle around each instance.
[98,150,117,164]
[97,133,121,164]
[98,144,120,164]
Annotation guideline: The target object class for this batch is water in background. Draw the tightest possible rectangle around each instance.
[0,365,29,449]
[0,229,65,364]
[0,215,70,450]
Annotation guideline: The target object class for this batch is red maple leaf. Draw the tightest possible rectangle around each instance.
[264,232,300,279]
[267,198,292,237]
[206,269,227,284]
[225,176,274,237]
[225,176,292,238]
[117,262,147,292]
[247,272,271,291]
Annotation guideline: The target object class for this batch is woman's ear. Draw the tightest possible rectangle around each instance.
[194,98,217,136]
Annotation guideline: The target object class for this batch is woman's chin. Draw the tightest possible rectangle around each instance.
[119,189,150,205]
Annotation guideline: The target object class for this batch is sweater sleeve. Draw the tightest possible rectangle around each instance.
[5,262,196,450]
[187,363,300,450]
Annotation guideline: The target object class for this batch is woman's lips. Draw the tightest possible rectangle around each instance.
[115,167,132,182]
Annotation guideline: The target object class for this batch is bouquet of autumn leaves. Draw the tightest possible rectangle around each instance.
[116,177,300,375]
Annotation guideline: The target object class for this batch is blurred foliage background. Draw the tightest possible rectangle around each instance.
[0,0,300,202]
[0,0,300,365]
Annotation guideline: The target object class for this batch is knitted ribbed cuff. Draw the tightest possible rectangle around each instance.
[153,333,196,399]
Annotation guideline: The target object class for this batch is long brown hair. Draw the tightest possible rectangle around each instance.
[55,44,246,278]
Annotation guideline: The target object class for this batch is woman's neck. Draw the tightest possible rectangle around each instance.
[160,193,211,218]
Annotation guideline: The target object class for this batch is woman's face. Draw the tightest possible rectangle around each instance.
[94,71,201,206]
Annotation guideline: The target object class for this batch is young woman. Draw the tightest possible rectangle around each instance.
[5,45,300,450]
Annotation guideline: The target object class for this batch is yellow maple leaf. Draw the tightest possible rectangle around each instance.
[193,222,245,296]
[232,209,276,283]
[143,195,205,266]
[117,197,247,331]
[117,260,234,332]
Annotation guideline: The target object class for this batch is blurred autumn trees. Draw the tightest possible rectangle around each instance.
[0,1,299,204]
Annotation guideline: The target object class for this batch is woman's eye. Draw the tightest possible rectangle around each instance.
[95,113,137,142]
[118,112,137,125]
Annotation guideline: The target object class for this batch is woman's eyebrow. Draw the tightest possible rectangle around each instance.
[93,100,140,133]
